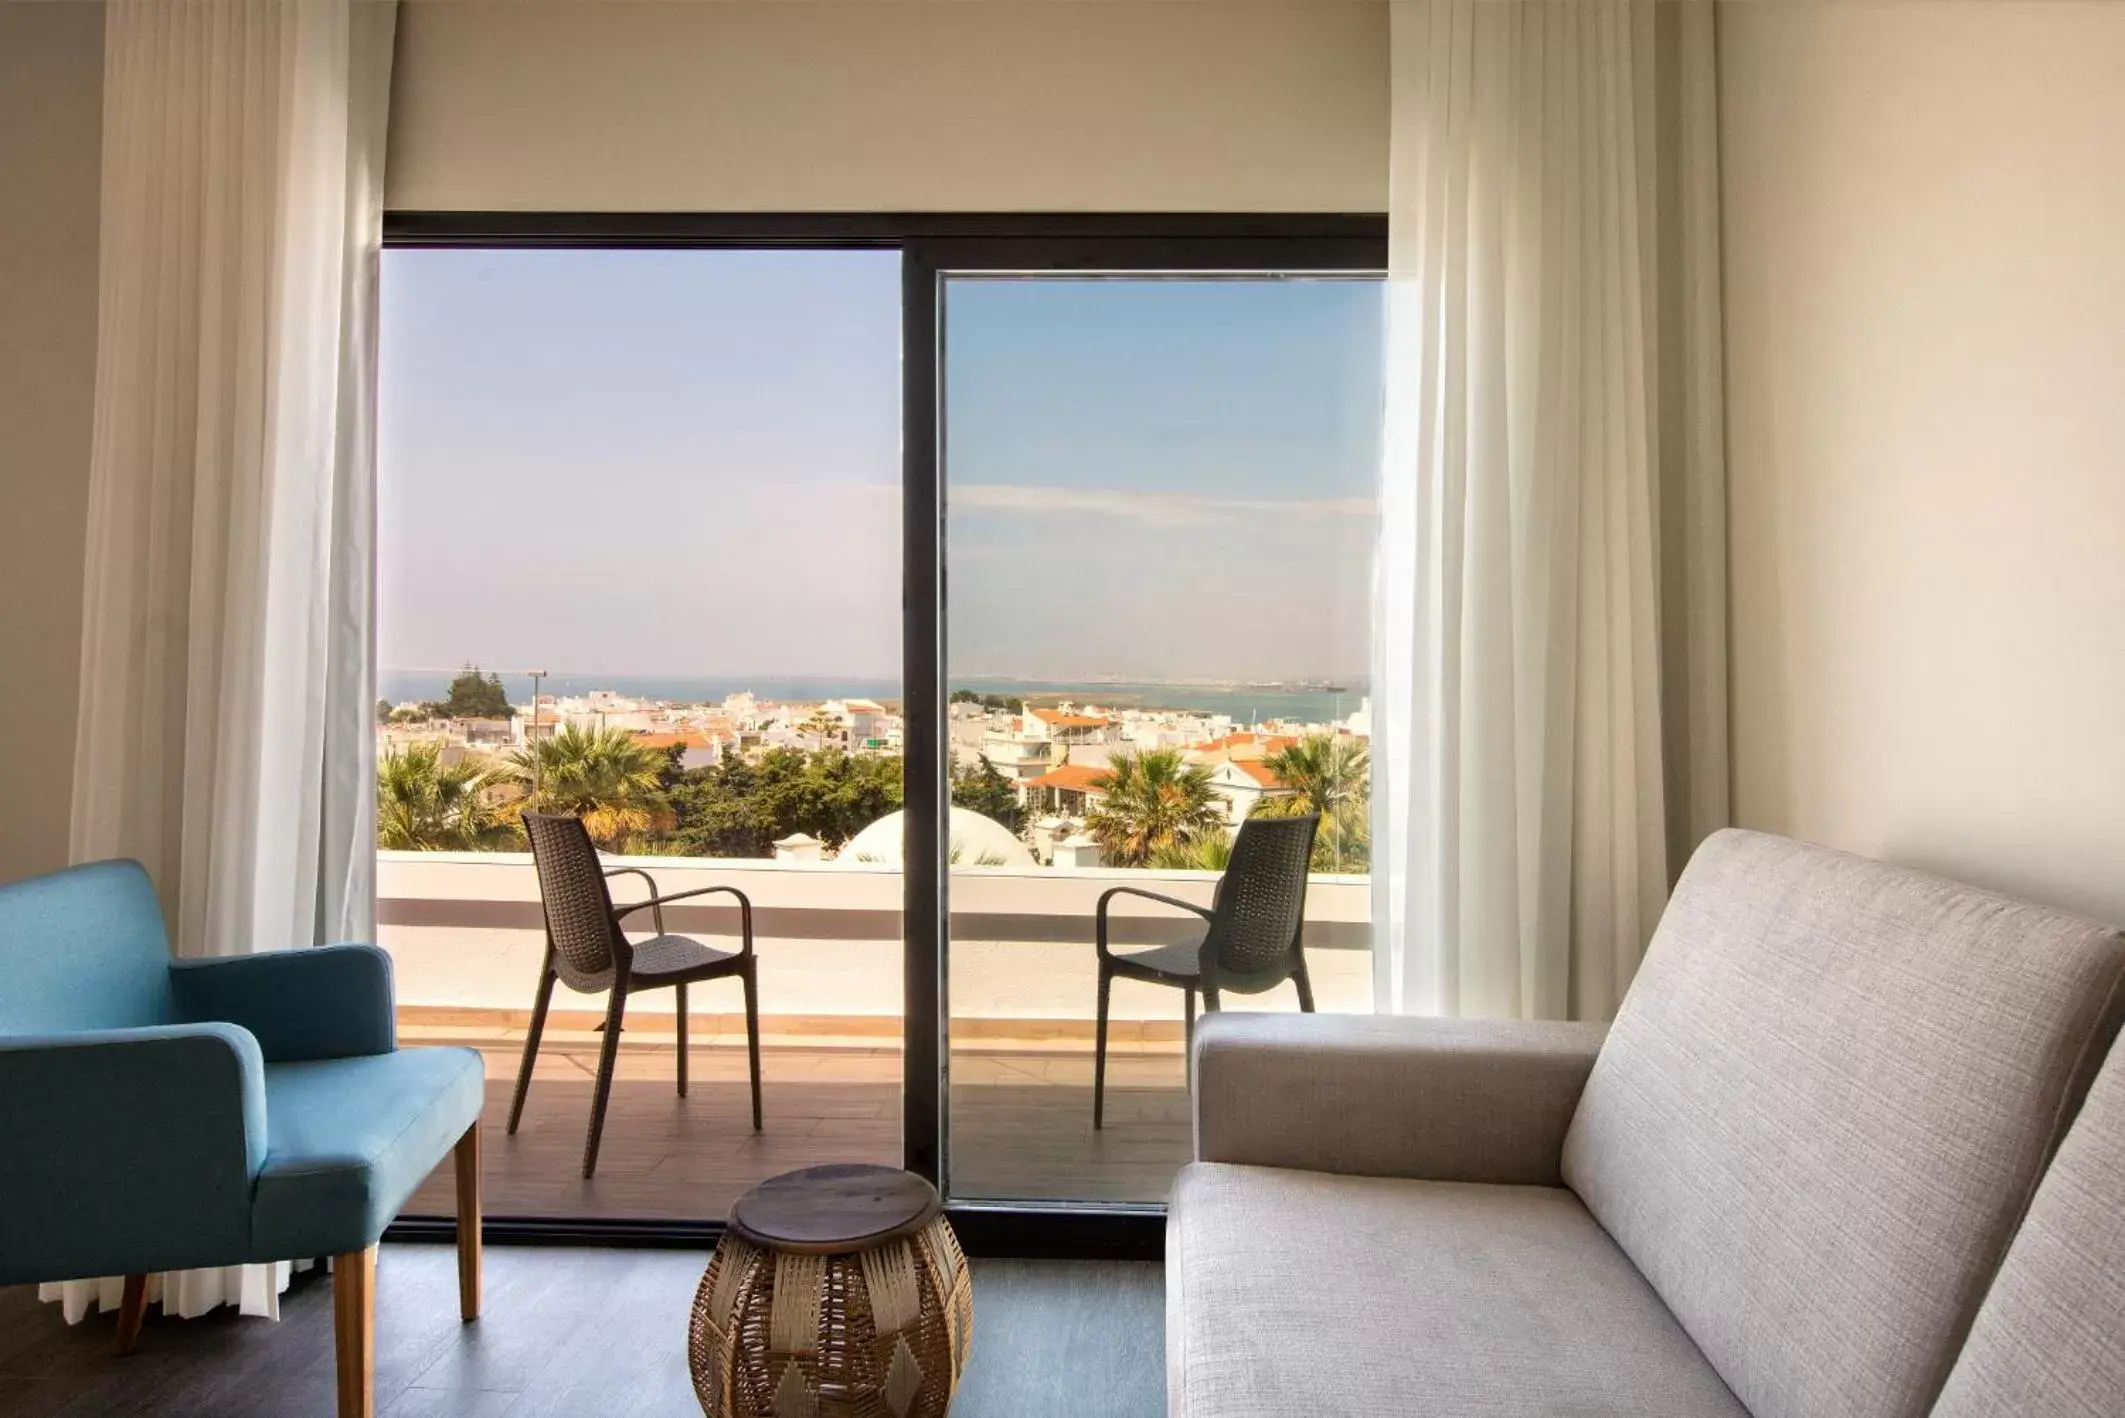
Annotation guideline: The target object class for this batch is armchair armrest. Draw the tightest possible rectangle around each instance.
[0,1024,266,1284]
[1192,1013,1608,1185]
[168,943,395,1062]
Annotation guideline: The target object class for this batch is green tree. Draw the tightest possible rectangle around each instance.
[1250,732,1372,872]
[664,748,905,858]
[1086,748,1223,868]
[1150,830,1234,872]
[441,665,512,720]
[376,744,503,850]
[796,709,844,750]
[375,697,393,725]
[950,754,1026,836]
[503,723,666,847]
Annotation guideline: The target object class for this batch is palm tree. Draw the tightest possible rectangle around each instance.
[502,723,667,847]
[377,743,503,851]
[1251,732,1371,871]
[1150,830,1234,872]
[1086,748,1223,868]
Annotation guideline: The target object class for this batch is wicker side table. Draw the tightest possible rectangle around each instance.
[690,1164,973,1418]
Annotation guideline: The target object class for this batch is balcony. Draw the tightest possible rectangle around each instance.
[383,850,1371,1220]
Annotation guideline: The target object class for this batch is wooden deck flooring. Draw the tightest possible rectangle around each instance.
[400,1021,1191,1220]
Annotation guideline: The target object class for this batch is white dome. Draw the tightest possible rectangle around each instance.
[837,806,1034,868]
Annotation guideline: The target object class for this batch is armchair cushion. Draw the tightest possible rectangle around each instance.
[250,1046,484,1260]
[0,1023,265,1285]
[170,943,396,1062]
[1192,1013,1607,1184]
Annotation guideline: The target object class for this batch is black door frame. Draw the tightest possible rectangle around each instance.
[380,212,1387,1259]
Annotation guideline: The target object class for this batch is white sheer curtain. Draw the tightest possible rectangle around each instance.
[51,0,396,1323]
[1374,0,1728,1022]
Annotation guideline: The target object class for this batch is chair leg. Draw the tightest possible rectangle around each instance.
[333,1246,376,1418]
[507,966,557,1135]
[1094,965,1112,1130]
[742,962,763,1131]
[676,981,689,1099]
[1294,952,1317,1013]
[113,1273,148,1356]
[454,1122,482,1322]
[1184,987,1198,1089]
[583,988,627,1178]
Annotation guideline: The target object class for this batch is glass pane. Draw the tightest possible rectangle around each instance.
[941,273,1383,1205]
[378,248,904,1222]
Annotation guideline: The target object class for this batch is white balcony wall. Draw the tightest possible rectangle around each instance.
[377,851,1371,1028]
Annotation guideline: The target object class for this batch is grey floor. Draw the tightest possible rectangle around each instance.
[0,1247,1165,1417]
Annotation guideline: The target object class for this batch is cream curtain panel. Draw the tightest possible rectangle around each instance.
[52,0,396,1322]
[1373,0,1728,1021]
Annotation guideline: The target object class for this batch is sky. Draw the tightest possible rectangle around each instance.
[379,249,1382,686]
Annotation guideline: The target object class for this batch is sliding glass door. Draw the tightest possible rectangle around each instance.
[937,272,1385,1207]
[377,246,904,1225]
[376,218,1386,1242]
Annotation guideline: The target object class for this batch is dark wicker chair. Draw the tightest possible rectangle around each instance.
[1092,812,1320,1128]
[510,811,763,1177]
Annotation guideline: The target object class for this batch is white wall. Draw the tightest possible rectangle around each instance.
[387,0,1389,211]
[1721,1,2125,924]
[0,2,102,882]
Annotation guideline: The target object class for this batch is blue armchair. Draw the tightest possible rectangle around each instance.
[0,860,485,1417]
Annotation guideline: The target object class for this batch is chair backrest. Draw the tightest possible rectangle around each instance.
[0,859,175,1034]
[1561,829,2125,1418]
[523,812,623,989]
[1931,1024,2125,1416]
[1203,814,1318,981]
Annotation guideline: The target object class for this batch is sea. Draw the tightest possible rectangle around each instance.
[378,671,1367,729]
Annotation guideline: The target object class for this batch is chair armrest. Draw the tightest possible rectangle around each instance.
[1097,885,1215,962]
[1192,1013,1608,1185]
[168,943,395,1062]
[0,1024,267,1284]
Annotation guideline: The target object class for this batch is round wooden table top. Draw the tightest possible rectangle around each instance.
[727,1164,943,1254]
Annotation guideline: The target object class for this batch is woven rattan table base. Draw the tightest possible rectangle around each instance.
[689,1202,972,1416]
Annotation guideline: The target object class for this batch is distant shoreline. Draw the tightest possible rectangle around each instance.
[379,670,1368,726]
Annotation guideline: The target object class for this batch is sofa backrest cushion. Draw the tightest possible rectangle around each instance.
[1931,1031,2125,1416]
[1561,830,2125,1418]
[0,859,174,1034]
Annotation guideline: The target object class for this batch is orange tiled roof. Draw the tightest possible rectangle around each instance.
[1032,708,1109,729]
[1228,760,1289,789]
[1025,763,1109,793]
[633,732,715,749]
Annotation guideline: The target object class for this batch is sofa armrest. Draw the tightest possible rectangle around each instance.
[0,1024,267,1284]
[1192,1013,1608,1184]
[169,943,395,1062]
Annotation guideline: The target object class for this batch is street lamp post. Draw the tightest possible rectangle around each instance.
[526,670,547,797]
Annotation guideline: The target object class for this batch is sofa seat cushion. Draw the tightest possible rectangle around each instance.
[1167,1162,1745,1418]
[1932,1035,2125,1416]
[250,1046,484,1259]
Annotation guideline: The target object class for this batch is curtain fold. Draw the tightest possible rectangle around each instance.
[54,0,396,1322]
[1374,0,1727,1022]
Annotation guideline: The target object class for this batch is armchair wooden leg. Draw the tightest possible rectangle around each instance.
[333,1246,376,1418]
[113,1273,148,1355]
[455,1121,482,1321]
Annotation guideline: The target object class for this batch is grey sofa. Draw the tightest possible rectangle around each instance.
[1168,829,2125,1417]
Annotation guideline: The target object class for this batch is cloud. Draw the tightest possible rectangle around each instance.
[950,483,1375,526]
